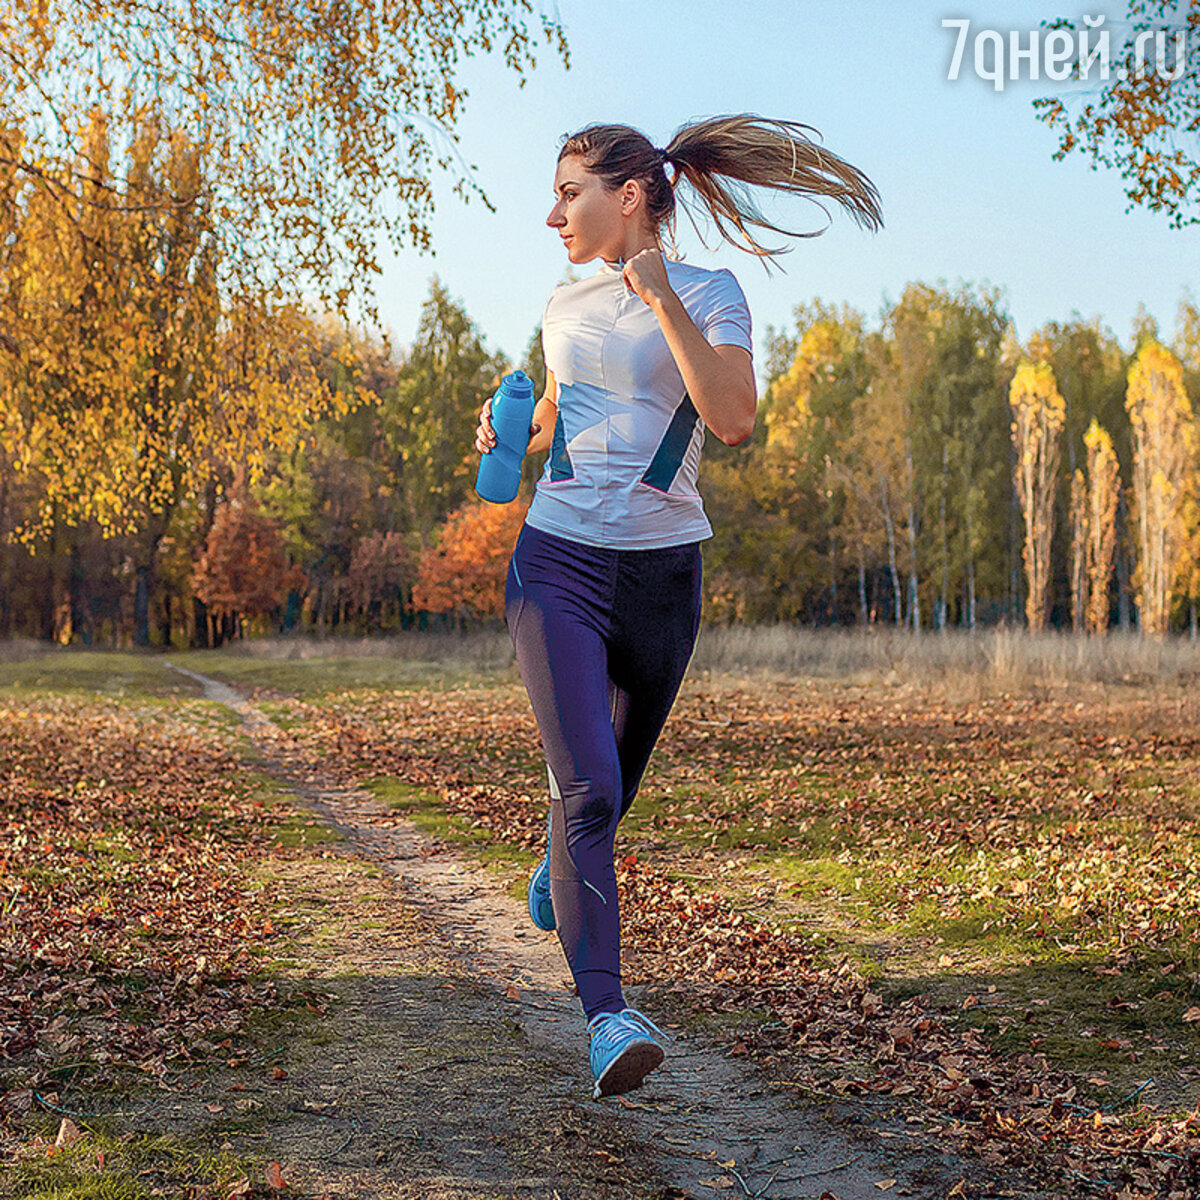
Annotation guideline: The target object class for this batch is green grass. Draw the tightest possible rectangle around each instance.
[231,771,342,850]
[0,1127,259,1200]
[0,651,199,700]
[164,648,517,699]
[0,644,523,705]
[684,843,1200,1099]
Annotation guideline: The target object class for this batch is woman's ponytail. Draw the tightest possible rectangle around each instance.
[664,114,883,258]
[559,114,883,263]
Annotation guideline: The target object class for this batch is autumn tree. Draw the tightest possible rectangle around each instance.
[192,485,306,643]
[0,2,564,644]
[759,285,1011,629]
[700,449,827,624]
[1084,420,1122,634]
[1183,476,1200,637]
[253,423,382,634]
[1029,315,1134,627]
[412,499,528,626]
[1125,339,1197,634]
[1034,3,1198,228]
[760,301,869,622]
[842,290,940,629]
[1069,420,1122,633]
[913,285,1011,630]
[1010,360,1066,631]
[1069,468,1088,632]
[0,112,356,643]
[0,0,568,315]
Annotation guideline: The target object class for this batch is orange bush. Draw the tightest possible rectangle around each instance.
[192,493,306,620]
[412,499,527,620]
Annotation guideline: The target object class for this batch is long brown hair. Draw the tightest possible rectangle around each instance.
[558,115,883,262]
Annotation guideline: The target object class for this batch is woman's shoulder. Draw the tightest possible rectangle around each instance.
[665,259,749,316]
[665,258,745,299]
[666,259,752,349]
[664,257,737,279]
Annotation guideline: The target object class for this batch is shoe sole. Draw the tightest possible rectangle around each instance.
[593,1039,664,1098]
[528,856,555,931]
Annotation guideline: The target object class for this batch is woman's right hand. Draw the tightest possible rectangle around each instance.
[475,397,541,455]
[475,398,496,455]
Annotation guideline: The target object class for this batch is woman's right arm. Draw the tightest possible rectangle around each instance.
[476,369,557,457]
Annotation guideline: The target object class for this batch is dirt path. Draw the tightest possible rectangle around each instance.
[165,663,1023,1200]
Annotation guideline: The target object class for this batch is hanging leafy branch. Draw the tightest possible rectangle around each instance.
[0,0,569,314]
[1033,2,1199,228]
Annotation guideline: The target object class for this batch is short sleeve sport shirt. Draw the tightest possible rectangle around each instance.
[525,257,753,550]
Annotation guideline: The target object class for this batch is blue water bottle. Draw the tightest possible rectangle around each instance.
[475,370,536,504]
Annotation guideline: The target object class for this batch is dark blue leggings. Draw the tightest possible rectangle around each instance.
[505,522,702,1021]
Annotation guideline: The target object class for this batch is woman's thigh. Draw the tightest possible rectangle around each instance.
[608,542,703,813]
[506,526,623,838]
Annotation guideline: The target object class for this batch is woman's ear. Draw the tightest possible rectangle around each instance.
[620,179,642,216]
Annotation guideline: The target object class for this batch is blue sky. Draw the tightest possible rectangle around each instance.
[368,1,1198,381]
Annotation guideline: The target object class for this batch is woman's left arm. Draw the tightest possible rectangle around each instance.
[623,250,756,447]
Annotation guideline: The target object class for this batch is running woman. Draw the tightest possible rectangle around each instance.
[475,116,882,1099]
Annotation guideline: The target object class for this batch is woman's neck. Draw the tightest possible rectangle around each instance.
[604,230,660,264]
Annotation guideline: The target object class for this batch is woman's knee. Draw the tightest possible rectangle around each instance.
[553,760,622,844]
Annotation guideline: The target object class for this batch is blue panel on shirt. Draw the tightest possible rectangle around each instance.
[549,407,575,481]
[640,393,700,493]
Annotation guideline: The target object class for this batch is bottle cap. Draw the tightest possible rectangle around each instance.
[502,370,534,398]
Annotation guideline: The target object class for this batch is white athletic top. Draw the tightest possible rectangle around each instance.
[525,257,753,549]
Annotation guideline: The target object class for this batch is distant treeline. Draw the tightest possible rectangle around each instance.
[2,270,1198,646]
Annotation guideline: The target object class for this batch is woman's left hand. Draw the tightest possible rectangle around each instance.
[621,249,674,308]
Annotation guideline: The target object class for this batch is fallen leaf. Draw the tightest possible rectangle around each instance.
[505,983,521,1001]
[875,1182,897,1193]
[1181,1006,1200,1023]
[265,1161,287,1191]
[55,1117,82,1148]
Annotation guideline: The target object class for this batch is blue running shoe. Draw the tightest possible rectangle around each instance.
[527,806,555,931]
[588,1007,669,1099]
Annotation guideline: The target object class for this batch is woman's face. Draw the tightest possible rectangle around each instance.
[546,154,627,264]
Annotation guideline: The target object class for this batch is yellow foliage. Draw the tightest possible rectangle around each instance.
[1069,419,1121,634]
[1125,340,1196,635]
[0,118,344,544]
[1008,360,1065,631]
[0,0,568,319]
[763,321,845,453]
